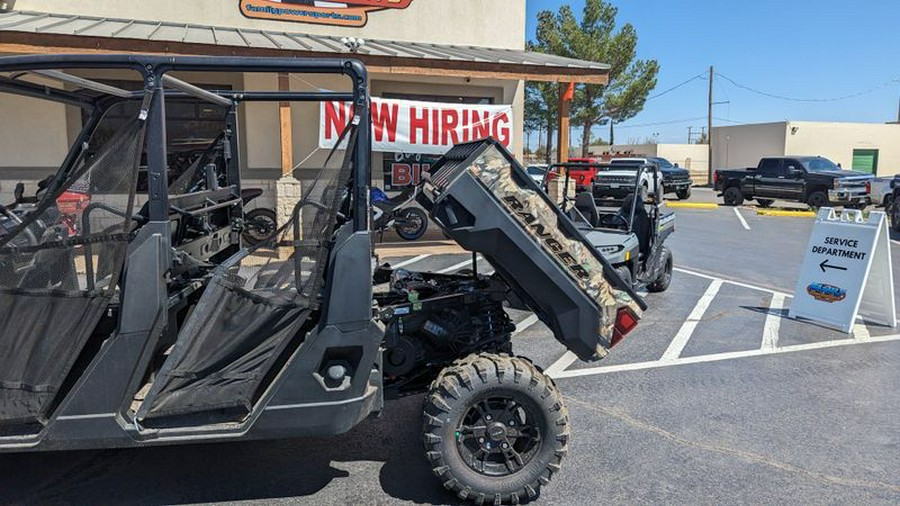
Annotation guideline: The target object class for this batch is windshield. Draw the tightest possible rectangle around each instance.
[801,157,841,172]
[652,157,674,169]
[527,166,547,176]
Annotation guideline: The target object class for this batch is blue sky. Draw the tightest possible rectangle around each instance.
[526,0,900,145]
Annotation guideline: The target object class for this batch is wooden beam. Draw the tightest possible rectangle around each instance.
[0,34,610,85]
[557,83,571,164]
[278,72,293,176]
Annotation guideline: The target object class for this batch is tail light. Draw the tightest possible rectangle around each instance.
[610,306,639,347]
[866,181,871,194]
[713,171,719,185]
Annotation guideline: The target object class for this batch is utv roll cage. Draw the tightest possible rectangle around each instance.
[0,54,381,447]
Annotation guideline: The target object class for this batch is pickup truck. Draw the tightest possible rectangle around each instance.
[714,156,873,208]
[611,157,693,200]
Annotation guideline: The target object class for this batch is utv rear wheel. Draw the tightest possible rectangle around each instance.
[723,187,744,206]
[756,198,775,208]
[424,354,568,505]
[647,247,673,293]
[807,191,829,209]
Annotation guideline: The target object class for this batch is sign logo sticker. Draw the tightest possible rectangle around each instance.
[806,282,847,303]
[240,0,415,27]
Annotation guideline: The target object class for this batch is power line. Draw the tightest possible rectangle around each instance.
[646,72,707,101]
[715,72,900,102]
[615,116,707,129]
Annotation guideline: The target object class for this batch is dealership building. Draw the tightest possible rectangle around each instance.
[0,0,606,208]
[712,121,900,177]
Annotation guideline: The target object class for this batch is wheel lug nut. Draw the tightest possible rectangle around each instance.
[509,420,515,426]
[478,437,485,443]
[502,442,509,449]
[485,415,492,421]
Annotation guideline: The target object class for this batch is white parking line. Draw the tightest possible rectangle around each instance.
[437,256,481,274]
[550,333,900,379]
[390,254,431,269]
[512,314,540,336]
[544,351,578,376]
[853,319,871,341]
[674,267,792,298]
[733,207,751,230]
[660,279,723,361]
[761,294,785,350]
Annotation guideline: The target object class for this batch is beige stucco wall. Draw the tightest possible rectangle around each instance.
[10,0,526,50]
[711,122,787,171]
[0,93,69,169]
[784,121,900,177]
[711,121,900,177]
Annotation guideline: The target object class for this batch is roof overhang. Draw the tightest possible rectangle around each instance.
[0,10,610,84]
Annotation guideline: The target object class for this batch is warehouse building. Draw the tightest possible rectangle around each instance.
[711,121,900,177]
[0,0,606,209]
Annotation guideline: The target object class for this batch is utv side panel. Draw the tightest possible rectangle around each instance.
[420,139,645,361]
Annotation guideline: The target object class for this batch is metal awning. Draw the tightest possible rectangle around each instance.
[0,10,610,84]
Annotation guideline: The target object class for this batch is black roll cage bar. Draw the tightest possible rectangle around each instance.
[543,162,661,235]
[0,54,371,232]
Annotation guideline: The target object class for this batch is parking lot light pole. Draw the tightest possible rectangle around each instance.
[707,65,714,186]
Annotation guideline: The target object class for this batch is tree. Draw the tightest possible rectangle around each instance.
[533,0,659,155]
[524,78,558,165]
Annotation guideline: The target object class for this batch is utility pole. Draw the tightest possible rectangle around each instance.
[707,65,714,185]
[687,126,693,144]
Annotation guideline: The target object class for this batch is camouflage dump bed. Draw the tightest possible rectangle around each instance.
[419,139,645,361]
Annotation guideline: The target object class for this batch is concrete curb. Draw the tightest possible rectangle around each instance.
[664,202,719,209]
[756,209,816,217]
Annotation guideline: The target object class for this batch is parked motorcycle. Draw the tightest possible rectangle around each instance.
[239,188,277,246]
[371,186,428,241]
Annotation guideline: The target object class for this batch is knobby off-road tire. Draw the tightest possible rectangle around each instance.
[423,354,569,505]
[647,246,673,293]
[723,186,744,206]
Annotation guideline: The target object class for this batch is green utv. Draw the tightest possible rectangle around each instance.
[0,55,645,504]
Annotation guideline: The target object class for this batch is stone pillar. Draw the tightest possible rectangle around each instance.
[275,175,303,229]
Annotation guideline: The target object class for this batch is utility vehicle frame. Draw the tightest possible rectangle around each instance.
[0,54,644,504]
[543,163,675,292]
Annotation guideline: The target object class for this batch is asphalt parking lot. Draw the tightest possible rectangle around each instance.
[1,189,898,505]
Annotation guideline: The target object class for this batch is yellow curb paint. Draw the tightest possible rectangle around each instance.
[663,202,719,209]
[756,209,816,217]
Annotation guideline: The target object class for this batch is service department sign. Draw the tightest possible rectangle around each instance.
[240,0,414,27]
[789,208,895,333]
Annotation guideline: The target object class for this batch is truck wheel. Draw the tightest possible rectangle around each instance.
[424,354,569,505]
[807,191,829,209]
[647,247,673,293]
[892,199,900,232]
[676,187,692,200]
[723,187,744,206]
[756,198,775,208]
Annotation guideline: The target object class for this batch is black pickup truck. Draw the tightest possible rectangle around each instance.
[714,156,873,209]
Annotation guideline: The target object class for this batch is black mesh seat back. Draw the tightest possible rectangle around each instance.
[137,126,358,425]
[620,194,651,255]
[574,192,599,227]
[0,118,146,428]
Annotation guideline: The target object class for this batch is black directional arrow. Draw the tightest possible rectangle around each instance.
[819,259,847,273]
